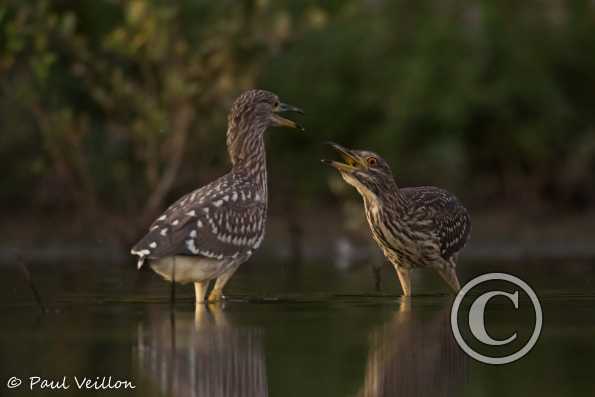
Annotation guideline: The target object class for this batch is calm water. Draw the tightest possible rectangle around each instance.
[1,259,594,396]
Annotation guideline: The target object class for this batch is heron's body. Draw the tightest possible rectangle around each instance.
[134,169,267,299]
[324,144,470,295]
[131,89,302,302]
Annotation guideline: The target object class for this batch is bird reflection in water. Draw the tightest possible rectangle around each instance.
[135,305,268,397]
[357,301,467,397]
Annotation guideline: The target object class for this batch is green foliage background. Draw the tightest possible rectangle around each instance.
[2,0,595,238]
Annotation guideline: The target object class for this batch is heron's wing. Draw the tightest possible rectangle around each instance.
[401,187,471,260]
[131,174,265,267]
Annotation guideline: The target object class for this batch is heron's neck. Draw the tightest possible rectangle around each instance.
[227,124,267,192]
[361,178,402,214]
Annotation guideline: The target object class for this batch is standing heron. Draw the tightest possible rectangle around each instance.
[322,143,470,296]
[131,89,303,303]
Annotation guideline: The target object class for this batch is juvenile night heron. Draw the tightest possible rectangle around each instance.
[131,89,303,303]
[323,143,471,296]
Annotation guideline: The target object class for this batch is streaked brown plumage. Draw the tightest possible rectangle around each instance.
[323,143,471,296]
[131,89,303,303]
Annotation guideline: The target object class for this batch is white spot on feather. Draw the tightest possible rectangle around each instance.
[253,235,264,249]
[186,239,199,254]
[131,249,151,269]
[149,242,157,249]
[131,249,150,256]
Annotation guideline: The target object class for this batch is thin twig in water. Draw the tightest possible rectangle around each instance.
[170,256,176,305]
[373,264,382,292]
[168,305,176,396]
[17,256,46,313]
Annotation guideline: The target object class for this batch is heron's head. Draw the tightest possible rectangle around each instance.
[322,143,396,200]
[227,89,303,166]
[229,89,304,132]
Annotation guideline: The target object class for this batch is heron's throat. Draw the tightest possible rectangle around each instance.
[226,123,268,192]
[226,122,267,168]
[357,177,402,212]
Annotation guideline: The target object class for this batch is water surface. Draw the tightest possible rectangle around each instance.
[1,260,594,396]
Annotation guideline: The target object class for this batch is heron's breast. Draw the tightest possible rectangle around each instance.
[150,256,231,283]
[367,211,440,268]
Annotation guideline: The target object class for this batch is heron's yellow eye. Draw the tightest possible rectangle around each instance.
[367,157,378,167]
[273,101,280,109]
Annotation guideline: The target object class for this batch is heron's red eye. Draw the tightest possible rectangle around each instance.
[367,157,378,167]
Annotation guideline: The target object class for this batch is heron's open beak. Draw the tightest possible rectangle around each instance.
[271,102,304,131]
[321,142,362,173]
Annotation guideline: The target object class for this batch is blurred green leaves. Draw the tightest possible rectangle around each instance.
[0,0,280,238]
[1,0,595,239]
[262,0,595,207]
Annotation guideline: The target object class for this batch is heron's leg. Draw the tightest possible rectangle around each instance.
[209,303,229,327]
[436,266,461,294]
[194,281,209,303]
[208,264,240,302]
[194,303,207,328]
[194,302,228,330]
[396,267,412,297]
[398,298,411,314]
